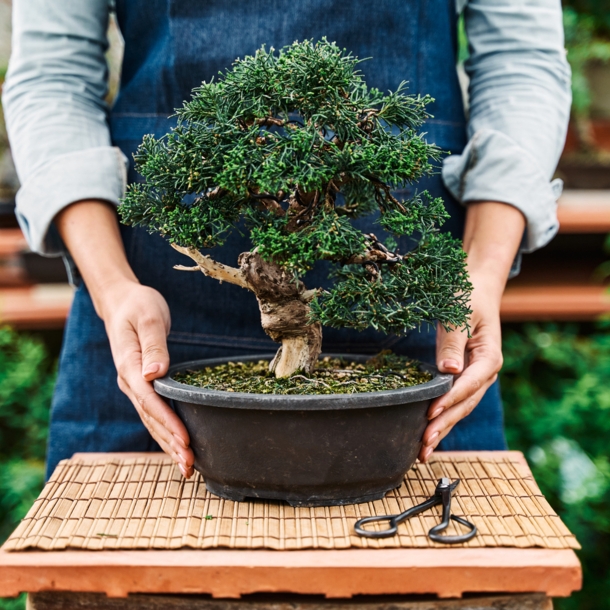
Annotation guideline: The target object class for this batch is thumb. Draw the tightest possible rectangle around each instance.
[436,323,468,374]
[139,320,171,381]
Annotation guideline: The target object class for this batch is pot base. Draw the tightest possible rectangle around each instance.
[205,478,402,507]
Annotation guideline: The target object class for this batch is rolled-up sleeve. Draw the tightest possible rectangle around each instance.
[2,0,127,256]
[443,0,572,253]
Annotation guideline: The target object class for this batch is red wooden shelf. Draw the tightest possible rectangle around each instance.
[0,227,27,256]
[0,191,608,328]
[0,285,73,329]
[500,283,610,322]
[557,190,610,233]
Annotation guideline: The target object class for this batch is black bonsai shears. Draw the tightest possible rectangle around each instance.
[354,478,477,544]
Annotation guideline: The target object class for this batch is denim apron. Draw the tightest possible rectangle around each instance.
[46,0,506,477]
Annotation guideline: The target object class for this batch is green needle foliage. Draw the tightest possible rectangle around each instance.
[120,39,471,336]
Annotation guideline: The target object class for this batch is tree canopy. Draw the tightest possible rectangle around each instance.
[119,39,472,336]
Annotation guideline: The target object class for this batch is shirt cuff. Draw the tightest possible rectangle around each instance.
[442,128,562,254]
[15,145,128,256]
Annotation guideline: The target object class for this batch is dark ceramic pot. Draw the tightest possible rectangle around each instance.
[154,354,452,507]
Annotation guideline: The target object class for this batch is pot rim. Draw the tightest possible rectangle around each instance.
[154,353,453,410]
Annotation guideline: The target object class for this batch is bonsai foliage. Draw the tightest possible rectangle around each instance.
[119,40,471,377]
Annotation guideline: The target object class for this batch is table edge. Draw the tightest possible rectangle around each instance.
[0,547,582,599]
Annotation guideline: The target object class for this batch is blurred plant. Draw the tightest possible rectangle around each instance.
[0,325,54,542]
[563,6,610,151]
[0,326,55,462]
[501,323,610,610]
[0,596,25,610]
[563,0,610,38]
[0,327,55,610]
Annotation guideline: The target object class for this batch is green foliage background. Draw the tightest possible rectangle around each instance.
[1,323,610,609]
[0,327,55,610]
[563,6,610,120]
[502,323,610,610]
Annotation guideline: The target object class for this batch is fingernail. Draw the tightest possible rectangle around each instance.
[441,359,460,372]
[143,363,161,377]
[176,452,188,468]
[178,463,187,477]
[173,433,188,449]
[421,446,433,462]
[426,431,439,446]
[428,406,443,420]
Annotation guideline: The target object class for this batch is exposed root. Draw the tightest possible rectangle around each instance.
[269,331,322,377]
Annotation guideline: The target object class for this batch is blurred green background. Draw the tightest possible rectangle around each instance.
[1,1,610,609]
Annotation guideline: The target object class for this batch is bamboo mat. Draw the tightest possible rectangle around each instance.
[4,452,579,552]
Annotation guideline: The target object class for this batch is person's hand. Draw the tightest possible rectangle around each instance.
[418,272,503,462]
[55,199,195,477]
[100,280,195,478]
[417,200,526,462]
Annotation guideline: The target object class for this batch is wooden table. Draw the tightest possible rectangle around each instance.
[0,450,582,609]
[0,546,581,609]
[0,452,582,610]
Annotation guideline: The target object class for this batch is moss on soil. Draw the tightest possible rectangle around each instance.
[173,351,432,395]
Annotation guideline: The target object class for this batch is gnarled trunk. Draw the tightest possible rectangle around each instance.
[238,252,322,377]
[172,244,322,378]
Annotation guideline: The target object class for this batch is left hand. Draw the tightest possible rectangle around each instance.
[417,201,526,462]
[418,272,503,462]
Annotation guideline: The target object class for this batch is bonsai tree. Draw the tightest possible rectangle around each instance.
[119,39,471,379]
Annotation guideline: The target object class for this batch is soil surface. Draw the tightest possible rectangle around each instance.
[173,352,432,395]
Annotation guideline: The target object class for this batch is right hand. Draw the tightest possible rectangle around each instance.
[55,201,195,477]
[100,280,195,478]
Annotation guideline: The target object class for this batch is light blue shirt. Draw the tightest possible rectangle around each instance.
[2,0,571,263]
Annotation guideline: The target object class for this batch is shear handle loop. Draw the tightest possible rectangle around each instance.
[354,496,440,538]
[353,515,399,538]
[428,515,478,544]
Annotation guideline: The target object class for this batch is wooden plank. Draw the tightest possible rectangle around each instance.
[0,228,27,256]
[2,282,608,328]
[0,228,29,286]
[0,194,607,326]
[26,591,554,610]
[557,190,610,233]
[0,547,581,600]
[0,284,73,328]
[500,284,610,321]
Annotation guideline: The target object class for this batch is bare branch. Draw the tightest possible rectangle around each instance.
[173,265,201,272]
[206,186,227,199]
[344,251,400,265]
[253,116,285,128]
[366,177,406,212]
[248,188,286,216]
[301,288,320,302]
[171,244,253,290]
[343,234,404,265]
[357,109,379,131]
